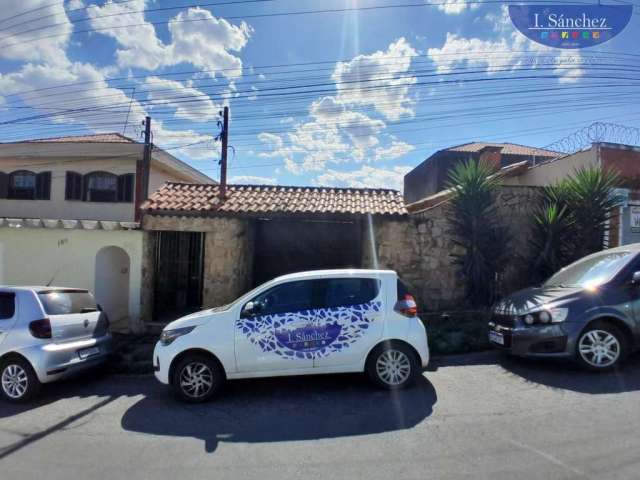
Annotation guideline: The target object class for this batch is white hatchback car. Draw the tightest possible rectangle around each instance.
[0,287,112,402]
[154,269,429,402]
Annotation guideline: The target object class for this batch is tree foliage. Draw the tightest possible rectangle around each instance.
[446,159,510,307]
[529,166,622,282]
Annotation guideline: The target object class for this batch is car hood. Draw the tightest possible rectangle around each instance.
[163,306,230,331]
[494,286,584,315]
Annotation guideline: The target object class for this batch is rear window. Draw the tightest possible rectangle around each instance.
[397,279,411,300]
[323,278,379,308]
[0,293,15,319]
[37,290,98,315]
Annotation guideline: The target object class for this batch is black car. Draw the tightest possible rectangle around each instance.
[489,244,640,370]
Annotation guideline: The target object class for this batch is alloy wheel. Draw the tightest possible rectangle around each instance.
[179,362,214,399]
[1,364,29,399]
[375,349,411,386]
[578,329,621,368]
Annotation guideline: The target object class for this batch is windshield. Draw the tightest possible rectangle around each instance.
[544,251,635,288]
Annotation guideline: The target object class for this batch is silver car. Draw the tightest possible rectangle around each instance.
[0,287,112,402]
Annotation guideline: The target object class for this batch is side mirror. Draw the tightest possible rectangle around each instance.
[241,301,262,318]
[632,271,640,284]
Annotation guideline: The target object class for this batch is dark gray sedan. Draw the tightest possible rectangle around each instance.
[489,244,640,370]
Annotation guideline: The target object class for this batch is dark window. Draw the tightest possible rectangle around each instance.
[248,280,320,316]
[397,279,410,300]
[117,173,134,202]
[37,290,97,315]
[65,171,83,200]
[84,172,118,202]
[8,171,36,199]
[322,278,379,308]
[0,172,9,199]
[35,171,51,200]
[0,293,15,320]
[82,171,134,202]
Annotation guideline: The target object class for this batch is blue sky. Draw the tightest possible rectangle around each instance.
[0,0,639,190]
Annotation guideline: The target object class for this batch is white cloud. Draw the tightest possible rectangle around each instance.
[374,141,415,161]
[145,77,219,122]
[67,0,85,10]
[428,17,584,82]
[229,175,277,185]
[86,3,251,78]
[168,8,251,78]
[0,61,215,160]
[257,39,420,175]
[316,165,412,191]
[258,132,283,150]
[0,0,72,64]
[332,38,418,121]
[437,0,480,15]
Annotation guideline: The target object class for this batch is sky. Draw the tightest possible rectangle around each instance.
[0,0,638,191]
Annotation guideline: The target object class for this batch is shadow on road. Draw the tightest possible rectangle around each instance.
[0,370,132,460]
[0,369,116,419]
[498,352,640,394]
[121,373,437,453]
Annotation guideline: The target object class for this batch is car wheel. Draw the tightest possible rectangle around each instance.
[171,354,224,403]
[366,342,419,390]
[0,357,41,403]
[576,322,627,371]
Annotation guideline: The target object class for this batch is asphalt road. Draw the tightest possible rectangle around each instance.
[1,352,640,480]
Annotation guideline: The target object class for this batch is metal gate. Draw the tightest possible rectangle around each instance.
[153,231,204,322]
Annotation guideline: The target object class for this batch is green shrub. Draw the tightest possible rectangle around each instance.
[422,310,491,355]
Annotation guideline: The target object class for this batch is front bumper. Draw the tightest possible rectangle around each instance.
[488,321,581,358]
[28,334,113,383]
[153,341,171,384]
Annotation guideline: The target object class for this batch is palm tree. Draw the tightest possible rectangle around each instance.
[529,166,622,281]
[446,159,510,307]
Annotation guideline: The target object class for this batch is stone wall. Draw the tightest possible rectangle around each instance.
[363,185,541,312]
[141,185,540,322]
[142,215,255,321]
[202,218,254,308]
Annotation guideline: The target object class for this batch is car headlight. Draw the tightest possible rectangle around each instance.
[521,307,568,326]
[547,307,569,323]
[160,326,196,346]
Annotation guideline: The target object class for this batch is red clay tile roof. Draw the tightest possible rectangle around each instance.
[19,133,136,144]
[143,183,407,217]
[446,142,559,158]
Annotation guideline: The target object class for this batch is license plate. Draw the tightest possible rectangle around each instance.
[489,330,505,345]
[78,346,100,359]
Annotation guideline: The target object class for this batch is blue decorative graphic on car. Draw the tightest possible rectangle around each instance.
[274,319,342,352]
[237,301,382,360]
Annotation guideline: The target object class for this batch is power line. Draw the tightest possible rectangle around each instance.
[4,67,640,127]
[0,0,275,37]
[0,0,602,50]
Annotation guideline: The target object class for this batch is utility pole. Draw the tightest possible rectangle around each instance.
[142,115,152,201]
[219,106,229,200]
[135,116,152,221]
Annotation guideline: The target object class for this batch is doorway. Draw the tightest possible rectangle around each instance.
[252,218,362,286]
[95,246,130,331]
[153,232,204,322]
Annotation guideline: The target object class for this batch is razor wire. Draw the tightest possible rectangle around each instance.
[543,121,640,155]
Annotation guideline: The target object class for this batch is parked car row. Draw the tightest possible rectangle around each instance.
[2,243,640,403]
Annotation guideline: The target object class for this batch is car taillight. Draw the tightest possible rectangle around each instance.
[29,318,52,339]
[395,294,418,317]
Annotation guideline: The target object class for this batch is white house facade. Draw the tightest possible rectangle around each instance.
[0,133,212,332]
